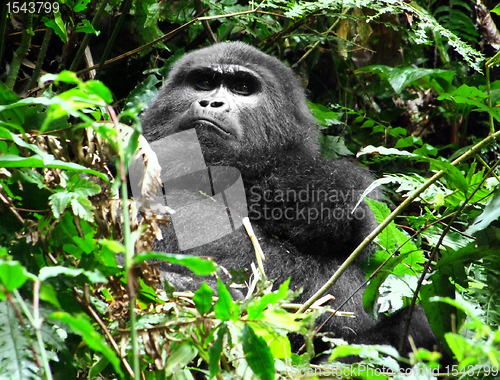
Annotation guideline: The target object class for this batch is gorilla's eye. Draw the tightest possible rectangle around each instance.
[232,83,251,95]
[196,80,214,91]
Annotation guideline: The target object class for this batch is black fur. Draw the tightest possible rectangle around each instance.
[140,42,440,358]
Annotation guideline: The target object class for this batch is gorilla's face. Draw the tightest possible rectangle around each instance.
[141,43,319,166]
[176,65,262,151]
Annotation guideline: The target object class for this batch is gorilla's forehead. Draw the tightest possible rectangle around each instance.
[206,64,257,75]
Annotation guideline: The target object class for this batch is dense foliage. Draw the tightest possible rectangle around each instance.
[2,0,500,379]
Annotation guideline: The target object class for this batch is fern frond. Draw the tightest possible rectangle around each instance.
[434,0,479,43]
[0,301,41,380]
[404,2,484,71]
[267,0,485,71]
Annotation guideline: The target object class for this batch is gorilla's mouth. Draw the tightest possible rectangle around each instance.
[191,118,231,137]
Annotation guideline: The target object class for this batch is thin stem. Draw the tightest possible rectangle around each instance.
[96,0,133,79]
[0,1,8,63]
[14,286,54,380]
[74,7,269,78]
[69,0,108,72]
[30,27,53,89]
[6,13,33,89]
[298,127,500,314]
[108,106,140,379]
[485,63,496,135]
[399,157,500,353]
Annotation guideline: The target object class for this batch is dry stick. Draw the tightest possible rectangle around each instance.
[74,19,188,77]
[85,302,135,377]
[75,7,266,77]
[292,12,343,69]
[312,208,466,345]
[243,217,266,278]
[297,128,500,315]
[26,7,268,95]
[195,0,218,44]
[0,191,24,224]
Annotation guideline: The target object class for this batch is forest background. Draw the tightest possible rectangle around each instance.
[2,0,500,379]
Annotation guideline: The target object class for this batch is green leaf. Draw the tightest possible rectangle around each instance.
[42,15,67,43]
[68,174,101,196]
[70,196,95,222]
[363,200,425,317]
[50,312,123,377]
[438,87,500,121]
[0,261,30,291]
[49,192,73,218]
[377,274,417,314]
[0,300,38,378]
[434,243,497,269]
[99,239,126,254]
[164,341,197,377]
[394,136,423,149]
[414,143,438,157]
[89,356,111,379]
[261,307,309,335]
[241,324,274,380]
[329,343,399,362]
[445,333,472,362]
[421,272,457,347]
[357,145,417,158]
[214,278,238,322]
[250,322,291,359]
[121,75,160,120]
[193,282,214,315]
[358,66,454,94]
[41,71,82,86]
[208,323,227,378]
[429,158,468,196]
[135,252,217,276]
[466,190,500,235]
[0,83,23,126]
[247,278,290,320]
[48,179,100,221]
[84,81,113,103]
[0,82,19,105]
[39,283,62,308]
[73,0,91,12]
[75,19,98,34]
[320,135,353,158]
[39,267,106,283]
[307,101,342,127]
[0,154,108,181]
[365,199,396,251]
[450,84,488,99]
[0,127,47,156]
[39,267,84,281]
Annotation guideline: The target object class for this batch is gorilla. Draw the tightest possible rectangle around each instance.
[138,42,440,359]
